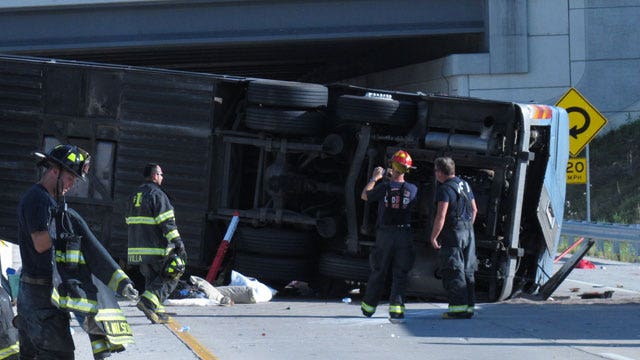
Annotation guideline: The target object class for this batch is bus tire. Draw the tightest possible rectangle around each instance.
[318,252,370,282]
[247,79,328,108]
[235,226,317,257]
[245,106,326,136]
[233,253,316,283]
[336,94,416,126]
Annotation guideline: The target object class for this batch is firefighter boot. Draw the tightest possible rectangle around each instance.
[136,300,167,324]
[361,301,376,318]
[93,350,111,360]
[442,312,469,319]
[388,303,405,324]
[465,305,475,319]
[156,311,171,323]
[442,305,471,319]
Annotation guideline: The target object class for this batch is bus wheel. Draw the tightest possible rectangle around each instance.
[247,79,328,109]
[245,106,326,136]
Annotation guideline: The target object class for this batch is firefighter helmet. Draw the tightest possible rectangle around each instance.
[390,150,416,173]
[163,253,186,279]
[34,144,91,181]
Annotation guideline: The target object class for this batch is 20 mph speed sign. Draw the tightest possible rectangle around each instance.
[566,158,587,184]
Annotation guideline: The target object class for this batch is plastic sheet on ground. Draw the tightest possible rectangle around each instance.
[229,270,277,303]
[164,298,223,306]
[164,271,276,306]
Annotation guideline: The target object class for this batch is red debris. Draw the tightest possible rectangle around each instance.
[575,259,596,269]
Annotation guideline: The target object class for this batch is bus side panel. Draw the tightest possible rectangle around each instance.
[112,70,217,266]
[536,108,569,284]
[0,59,45,243]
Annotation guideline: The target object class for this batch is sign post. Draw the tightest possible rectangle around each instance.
[585,145,591,222]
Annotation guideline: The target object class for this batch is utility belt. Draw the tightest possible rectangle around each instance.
[444,219,473,230]
[20,273,52,286]
[379,224,411,230]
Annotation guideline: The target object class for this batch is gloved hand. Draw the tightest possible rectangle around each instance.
[122,283,139,301]
[173,239,187,260]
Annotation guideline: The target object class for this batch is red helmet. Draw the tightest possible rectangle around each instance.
[391,150,416,173]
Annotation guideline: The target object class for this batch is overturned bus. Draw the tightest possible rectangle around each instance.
[0,54,569,302]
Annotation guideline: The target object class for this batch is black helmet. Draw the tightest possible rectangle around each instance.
[34,144,91,181]
[163,253,186,279]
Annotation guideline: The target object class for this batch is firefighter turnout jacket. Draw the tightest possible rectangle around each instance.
[126,182,182,264]
[51,206,135,356]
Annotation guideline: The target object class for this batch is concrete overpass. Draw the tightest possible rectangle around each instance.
[1,0,639,129]
[0,0,527,82]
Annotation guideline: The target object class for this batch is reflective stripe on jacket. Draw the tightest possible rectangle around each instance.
[126,182,181,264]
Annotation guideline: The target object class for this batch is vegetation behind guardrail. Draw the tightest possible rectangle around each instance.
[565,119,640,225]
[560,220,640,263]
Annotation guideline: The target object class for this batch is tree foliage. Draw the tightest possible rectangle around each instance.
[565,118,640,224]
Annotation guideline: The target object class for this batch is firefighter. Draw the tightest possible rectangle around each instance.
[429,156,478,319]
[360,150,418,324]
[16,144,139,359]
[126,163,187,324]
[0,257,18,360]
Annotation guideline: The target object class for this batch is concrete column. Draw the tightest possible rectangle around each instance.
[485,0,528,73]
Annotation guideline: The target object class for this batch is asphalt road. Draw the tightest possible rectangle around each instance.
[70,256,640,360]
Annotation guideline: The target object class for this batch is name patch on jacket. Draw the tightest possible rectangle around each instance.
[102,319,133,337]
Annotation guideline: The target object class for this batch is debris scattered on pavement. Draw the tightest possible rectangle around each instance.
[580,290,614,299]
[576,259,596,269]
[283,281,313,296]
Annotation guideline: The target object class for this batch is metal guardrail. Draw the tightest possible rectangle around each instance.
[561,220,640,256]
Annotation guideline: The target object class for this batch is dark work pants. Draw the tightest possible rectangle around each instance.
[139,260,179,312]
[17,282,74,360]
[363,227,416,308]
[438,221,477,309]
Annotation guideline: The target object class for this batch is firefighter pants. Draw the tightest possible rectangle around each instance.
[139,260,180,313]
[16,281,74,360]
[438,221,477,310]
[363,227,415,308]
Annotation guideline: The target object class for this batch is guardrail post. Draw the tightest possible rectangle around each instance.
[595,239,605,254]
[612,240,620,259]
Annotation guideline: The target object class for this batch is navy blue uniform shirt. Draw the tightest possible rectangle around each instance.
[436,177,475,222]
[367,180,418,226]
[17,183,57,277]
